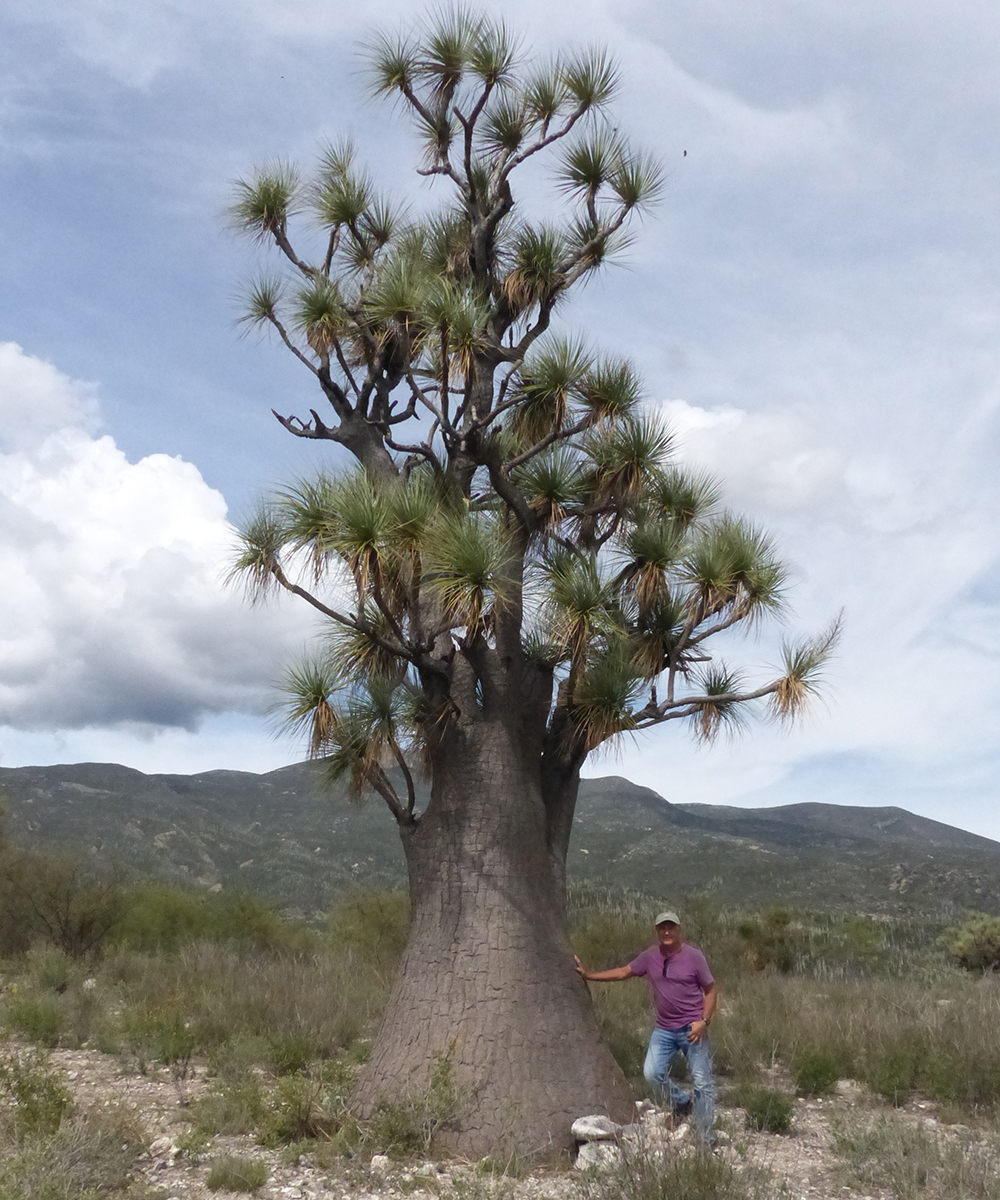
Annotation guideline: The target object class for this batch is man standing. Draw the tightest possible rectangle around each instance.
[575,910,717,1142]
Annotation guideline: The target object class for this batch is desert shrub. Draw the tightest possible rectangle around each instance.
[578,1140,776,1200]
[0,1045,72,1139]
[0,850,124,958]
[365,1054,463,1158]
[735,911,801,974]
[327,890,409,970]
[833,1112,1000,1200]
[113,883,311,955]
[0,1104,147,1198]
[730,1084,793,1134]
[267,1031,315,1076]
[944,914,1000,973]
[793,1048,841,1096]
[116,1005,197,1077]
[259,1072,342,1145]
[2,992,64,1047]
[863,1037,923,1106]
[206,1154,269,1192]
[192,1078,268,1136]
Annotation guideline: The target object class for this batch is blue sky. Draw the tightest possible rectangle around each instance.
[2,0,1000,837]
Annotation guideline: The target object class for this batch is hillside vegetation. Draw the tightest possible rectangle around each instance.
[2,762,998,916]
[0,877,1000,1197]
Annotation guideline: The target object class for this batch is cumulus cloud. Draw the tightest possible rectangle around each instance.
[646,394,1000,785]
[0,343,306,734]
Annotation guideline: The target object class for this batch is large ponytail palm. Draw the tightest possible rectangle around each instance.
[231,9,835,1158]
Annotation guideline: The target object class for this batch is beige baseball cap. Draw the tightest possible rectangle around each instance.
[654,910,681,926]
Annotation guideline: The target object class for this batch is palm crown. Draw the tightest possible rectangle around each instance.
[231,10,836,825]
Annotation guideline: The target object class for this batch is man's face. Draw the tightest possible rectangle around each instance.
[656,921,681,952]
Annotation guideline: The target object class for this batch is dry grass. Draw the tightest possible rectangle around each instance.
[833,1110,1000,1199]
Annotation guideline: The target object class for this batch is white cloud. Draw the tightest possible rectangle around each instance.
[628,392,1000,830]
[0,343,307,736]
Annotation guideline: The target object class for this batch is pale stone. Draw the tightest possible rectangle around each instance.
[575,1141,622,1170]
[149,1136,179,1160]
[571,1115,622,1141]
[370,1154,391,1173]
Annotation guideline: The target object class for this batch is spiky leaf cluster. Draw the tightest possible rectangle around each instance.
[229,9,835,818]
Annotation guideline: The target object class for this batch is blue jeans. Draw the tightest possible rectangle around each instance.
[643,1025,715,1141]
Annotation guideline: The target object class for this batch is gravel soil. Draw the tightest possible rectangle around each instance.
[45,1047,962,1200]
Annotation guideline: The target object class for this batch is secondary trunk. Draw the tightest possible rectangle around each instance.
[351,718,634,1158]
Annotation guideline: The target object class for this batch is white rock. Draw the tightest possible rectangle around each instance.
[670,1122,691,1143]
[575,1141,623,1170]
[571,1115,622,1141]
[370,1153,391,1173]
[81,978,97,990]
[414,1163,438,1177]
[149,1136,180,1160]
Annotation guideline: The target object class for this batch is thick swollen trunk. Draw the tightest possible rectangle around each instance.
[352,720,633,1158]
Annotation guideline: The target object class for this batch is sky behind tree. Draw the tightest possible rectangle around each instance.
[2,0,999,836]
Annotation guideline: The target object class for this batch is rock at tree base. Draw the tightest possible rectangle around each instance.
[575,1141,623,1169]
[571,1115,623,1141]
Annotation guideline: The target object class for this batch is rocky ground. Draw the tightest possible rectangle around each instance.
[45,1046,965,1199]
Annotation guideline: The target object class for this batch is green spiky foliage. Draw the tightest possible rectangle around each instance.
[230,7,835,825]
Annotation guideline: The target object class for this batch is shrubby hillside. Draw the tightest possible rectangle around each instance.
[1,762,997,917]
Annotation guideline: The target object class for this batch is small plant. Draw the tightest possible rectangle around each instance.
[793,1048,841,1096]
[267,1031,314,1076]
[191,1078,267,1136]
[259,1072,342,1145]
[943,914,1000,972]
[366,1050,464,1158]
[0,1104,147,1197]
[2,993,63,1047]
[206,1154,269,1192]
[0,1045,72,1138]
[864,1040,921,1106]
[732,1084,793,1134]
[578,1139,775,1200]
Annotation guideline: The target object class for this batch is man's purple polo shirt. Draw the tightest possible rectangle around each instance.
[629,943,714,1030]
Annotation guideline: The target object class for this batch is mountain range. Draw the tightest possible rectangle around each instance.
[1,761,997,918]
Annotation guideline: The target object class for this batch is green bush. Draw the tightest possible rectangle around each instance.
[732,1085,793,1134]
[864,1039,923,1106]
[114,884,310,955]
[0,1105,147,1198]
[793,1049,842,1096]
[943,914,1000,973]
[0,850,124,958]
[327,890,409,969]
[192,1079,268,1136]
[117,1005,197,1077]
[267,1031,315,1076]
[0,1046,72,1139]
[2,993,64,1047]
[259,1072,341,1145]
[206,1154,269,1192]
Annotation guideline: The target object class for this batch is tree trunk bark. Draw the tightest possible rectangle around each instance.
[351,718,634,1158]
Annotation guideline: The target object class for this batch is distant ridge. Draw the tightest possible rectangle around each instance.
[1,762,998,917]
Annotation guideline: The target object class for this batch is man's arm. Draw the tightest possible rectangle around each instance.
[689,982,718,1043]
[574,955,633,982]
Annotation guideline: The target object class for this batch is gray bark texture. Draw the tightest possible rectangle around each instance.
[351,719,635,1158]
